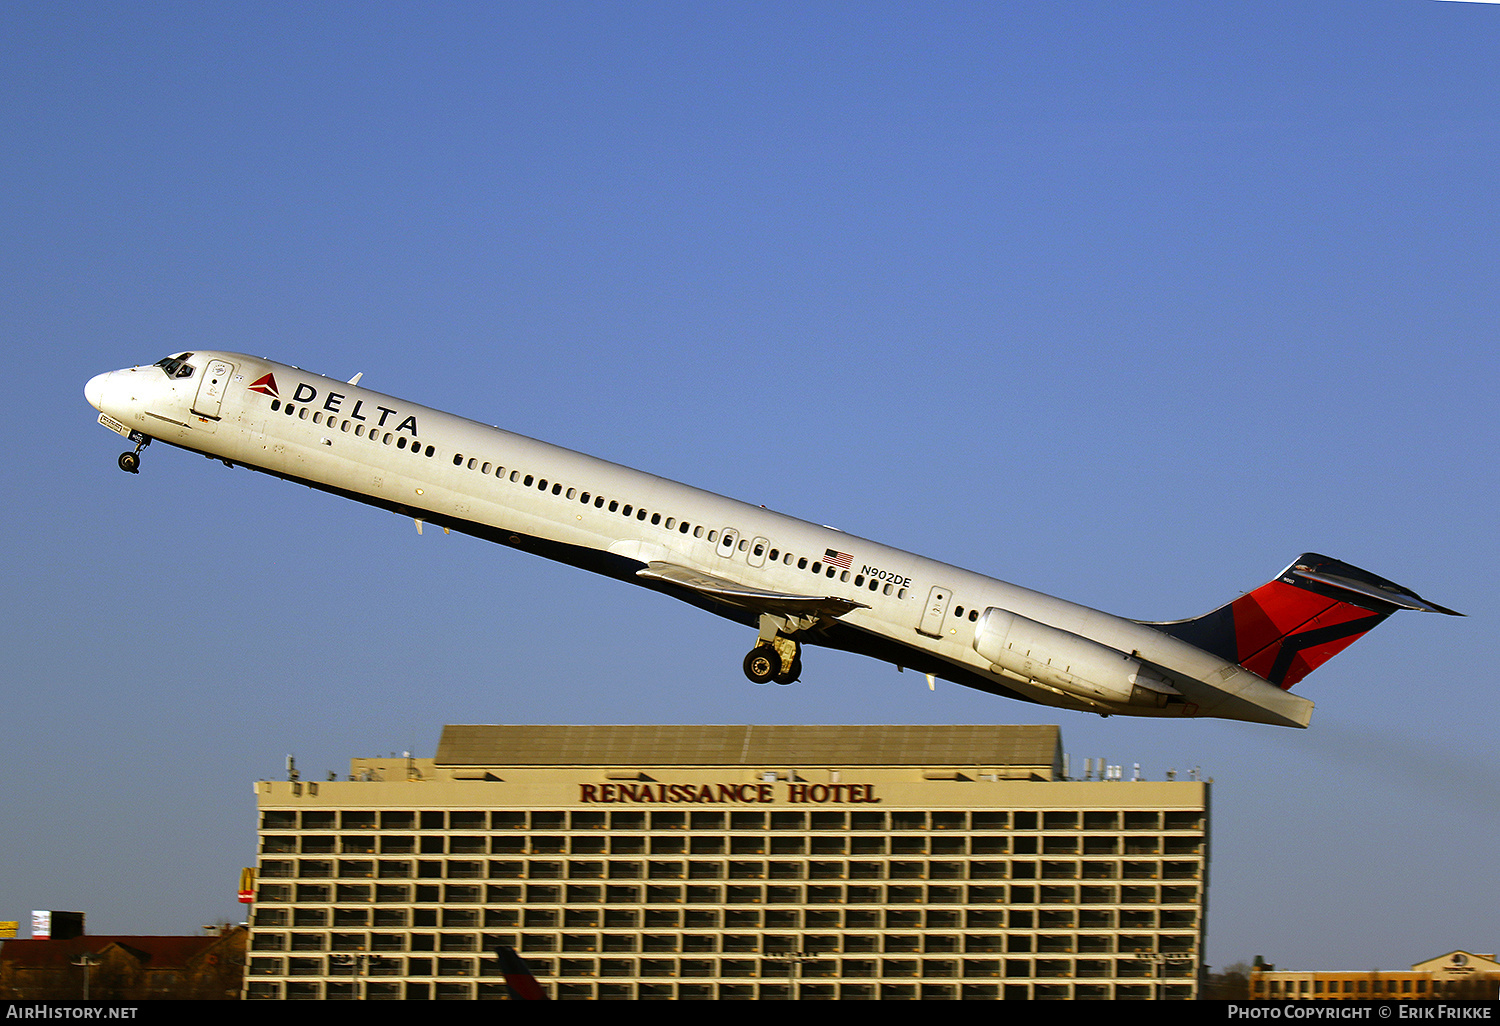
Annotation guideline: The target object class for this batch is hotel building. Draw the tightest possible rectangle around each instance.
[245,724,1208,999]
[1251,950,1500,1001]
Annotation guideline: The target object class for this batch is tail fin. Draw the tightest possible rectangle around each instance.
[1151,553,1461,689]
[490,944,548,1000]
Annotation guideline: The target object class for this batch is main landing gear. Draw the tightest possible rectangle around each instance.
[742,615,804,685]
[743,642,802,685]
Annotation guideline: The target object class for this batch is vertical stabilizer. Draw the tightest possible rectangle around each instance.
[1149,554,1460,689]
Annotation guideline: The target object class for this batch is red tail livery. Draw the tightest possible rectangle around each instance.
[1151,553,1461,689]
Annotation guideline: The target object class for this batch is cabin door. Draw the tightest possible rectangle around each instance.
[717,528,740,560]
[747,537,769,568]
[917,585,952,638]
[193,359,235,419]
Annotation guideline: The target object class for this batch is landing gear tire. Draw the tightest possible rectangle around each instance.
[118,451,140,474]
[743,646,779,685]
[774,655,802,686]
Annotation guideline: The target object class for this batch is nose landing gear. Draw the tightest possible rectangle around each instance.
[117,437,149,474]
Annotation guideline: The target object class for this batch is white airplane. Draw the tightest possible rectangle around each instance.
[85,351,1459,728]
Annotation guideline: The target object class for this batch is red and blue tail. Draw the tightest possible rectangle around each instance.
[491,944,548,1000]
[1149,554,1460,689]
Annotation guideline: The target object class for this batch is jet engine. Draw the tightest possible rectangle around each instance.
[973,608,1180,708]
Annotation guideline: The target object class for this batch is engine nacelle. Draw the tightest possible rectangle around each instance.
[973,608,1179,708]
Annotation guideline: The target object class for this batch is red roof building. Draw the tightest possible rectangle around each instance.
[0,928,245,1000]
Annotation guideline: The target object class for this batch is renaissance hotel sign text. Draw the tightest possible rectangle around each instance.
[579,782,882,804]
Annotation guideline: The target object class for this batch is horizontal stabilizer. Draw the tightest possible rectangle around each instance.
[1287,560,1462,617]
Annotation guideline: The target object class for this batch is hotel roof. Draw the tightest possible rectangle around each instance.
[435,724,1062,773]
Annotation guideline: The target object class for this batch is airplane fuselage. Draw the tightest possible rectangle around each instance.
[89,351,1429,728]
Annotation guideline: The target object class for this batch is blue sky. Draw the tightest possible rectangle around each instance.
[3,2,1496,972]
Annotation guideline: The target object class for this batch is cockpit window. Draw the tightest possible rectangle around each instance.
[154,354,195,379]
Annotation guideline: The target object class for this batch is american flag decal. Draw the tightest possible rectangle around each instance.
[825,549,853,570]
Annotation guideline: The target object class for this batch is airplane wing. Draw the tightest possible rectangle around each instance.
[636,561,870,622]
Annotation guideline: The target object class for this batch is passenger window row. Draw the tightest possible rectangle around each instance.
[270,399,436,457]
[450,452,720,545]
[440,451,909,601]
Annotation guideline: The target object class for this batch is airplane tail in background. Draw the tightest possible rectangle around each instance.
[1148,553,1461,689]
[492,945,548,1000]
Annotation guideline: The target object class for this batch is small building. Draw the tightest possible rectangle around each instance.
[0,928,247,1000]
[1250,950,1500,1001]
[246,724,1210,1000]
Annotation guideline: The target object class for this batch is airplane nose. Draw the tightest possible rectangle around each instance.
[85,371,113,412]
